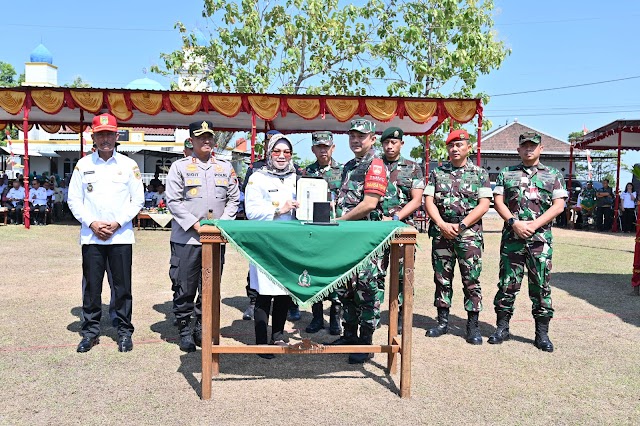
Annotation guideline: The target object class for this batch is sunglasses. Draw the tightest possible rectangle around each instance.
[271,149,292,157]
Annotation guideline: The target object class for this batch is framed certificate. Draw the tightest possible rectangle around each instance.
[296,177,329,220]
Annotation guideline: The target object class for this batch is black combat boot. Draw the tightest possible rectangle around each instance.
[328,323,358,345]
[329,302,342,335]
[305,302,325,333]
[426,308,449,337]
[534,317,554,352]
[465,311,482,345]
[633,286,640,296]
[193,318,202,347]
[348,326,374,364]
[177,319,196,353]
[488,311,511,344]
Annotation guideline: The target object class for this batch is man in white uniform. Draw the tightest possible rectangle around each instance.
[68,113,144,353]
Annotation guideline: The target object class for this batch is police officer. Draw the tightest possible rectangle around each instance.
[166,120,240,352]
[332,119,389,364]
[490,132,567,352]
[378,127,424,333]
[424,129,491,345]
[68,113,145,353]
[304,131,344,335]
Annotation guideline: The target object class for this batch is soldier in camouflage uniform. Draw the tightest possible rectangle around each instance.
[304,131,344,336]
[424,129,492,345]
[378,127,425,332]
[490,132,568,352]
[332,119,389,364]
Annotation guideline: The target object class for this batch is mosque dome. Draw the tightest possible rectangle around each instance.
[125,77,165,91]
[30,44,53,64]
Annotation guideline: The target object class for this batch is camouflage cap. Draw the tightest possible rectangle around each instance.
[311,131,333,146]
[184,138,193,149]
[349,118,375,134]
[519,132,542,145]
[380,127,403,143]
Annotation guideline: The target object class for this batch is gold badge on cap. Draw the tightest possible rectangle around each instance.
[100,116,109,125]
[201,121,209,130]
[393,130,399,137]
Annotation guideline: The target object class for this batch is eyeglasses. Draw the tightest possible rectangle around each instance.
[271,149,292,157]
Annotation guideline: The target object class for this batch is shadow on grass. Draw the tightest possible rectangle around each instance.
[67,304,120,342]
[553,272,639,328]
[150,301,179,346]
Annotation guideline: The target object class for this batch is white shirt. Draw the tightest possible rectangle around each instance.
[245,171,297,296]
[6,187,25,206]
[68,151,144,245]
[30,187,48,205]
[620,191,637,209]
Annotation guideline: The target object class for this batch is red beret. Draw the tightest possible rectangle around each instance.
[446,129,470,145]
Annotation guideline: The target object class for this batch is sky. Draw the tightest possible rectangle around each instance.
[2,0,640,183]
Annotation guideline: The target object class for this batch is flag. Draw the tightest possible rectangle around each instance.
[583,124,589,136]
[586,149,593,179]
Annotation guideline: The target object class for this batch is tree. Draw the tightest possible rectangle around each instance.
[568,131,619,185]
[65,76,91,88]
[153,1,509,161]
[0,61,24,87]
[152,0,377,95]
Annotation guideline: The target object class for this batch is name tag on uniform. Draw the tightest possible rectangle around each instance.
[83,171,95,175]
[268,189,278,192]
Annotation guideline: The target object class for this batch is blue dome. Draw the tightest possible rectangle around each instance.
[125,77,165,91]
[30,44,53,64]
[193,29,208,46]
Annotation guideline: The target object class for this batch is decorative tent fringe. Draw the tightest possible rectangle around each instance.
[216,224,405,308]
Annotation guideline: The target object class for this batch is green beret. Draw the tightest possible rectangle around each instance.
[380,127,403,142]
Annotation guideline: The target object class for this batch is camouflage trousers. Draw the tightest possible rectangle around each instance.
[335,250,388,332]
[431,232,484,312]
[494,237,554,318]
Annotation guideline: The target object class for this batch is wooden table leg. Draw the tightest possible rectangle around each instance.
[387,244,400,374]
[201,241,213,400]
[212,243,221,376]
[400,243,414,398]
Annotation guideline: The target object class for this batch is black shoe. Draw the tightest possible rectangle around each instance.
[179,335,196,352]
[117,336,133,352]
[348,328,374,364]
[257,353,275,359]
[426,307,449,337]
[534,317,554,352]
[242,304,255,320]
[328,324,358,345]
[287,305,301,321]
[329,303,342,335]
[193,320,202,347]
[465,311,483,345]
[488,312,511,345]
[305,316,325,333]
[77,336,99,353]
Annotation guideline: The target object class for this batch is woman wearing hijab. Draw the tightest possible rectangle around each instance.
[245,134,299,359]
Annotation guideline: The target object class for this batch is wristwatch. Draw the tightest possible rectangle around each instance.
[507,217,517,227]
[392,214,400,221]
[459,222,468,232]
[274,208,281,216]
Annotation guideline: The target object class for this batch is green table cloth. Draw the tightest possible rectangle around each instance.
[201,220,409,307]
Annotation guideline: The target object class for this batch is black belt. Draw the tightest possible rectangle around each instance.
[442,216,464,224]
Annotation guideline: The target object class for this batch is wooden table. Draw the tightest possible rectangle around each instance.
[199,225,418,400]
[136,212,173,230]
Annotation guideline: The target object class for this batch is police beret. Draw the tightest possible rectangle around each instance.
[380,127,403,142]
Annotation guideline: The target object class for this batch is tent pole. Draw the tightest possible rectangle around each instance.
[567,140,574,202]
[612,129,622,232]
[476,112,482,167]
[250,112,256,163]
[80,110,85,158]
[424,134,430,176]
[23,104,31,229]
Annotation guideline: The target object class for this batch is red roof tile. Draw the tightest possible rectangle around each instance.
[482,122,570,153]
